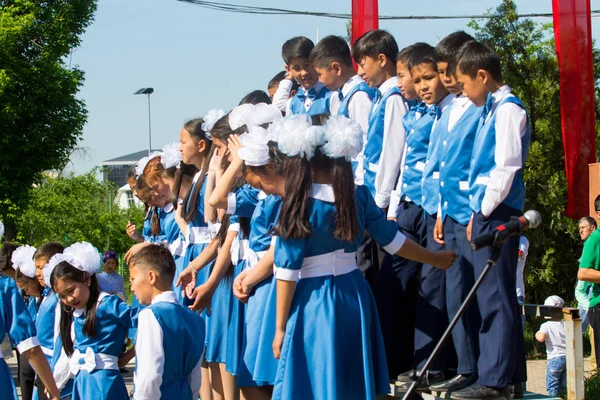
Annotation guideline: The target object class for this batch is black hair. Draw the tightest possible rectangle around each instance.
[181,119,214,223]
[173,163,199,209]
[434,31,475,74]
[274,155,312,239]
[210,113,249,145]
[352,30,399,64]
[244,141,287,178]
[34,242,64,261]
[457,40,502,82]
[405,43,436,72]
[51,262,100,357]
[239,90,271,105]
[282,36,314,65]
[595,194,600,212]
[0,242,20,273]
[580,216,598,229]
[15,269,44,294]
[268,71,300,93]
[397,42,433,71]
[309,35,353,69]
[311,149,359,242]
[127,244,176,286]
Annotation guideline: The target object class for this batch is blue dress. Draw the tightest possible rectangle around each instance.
[54,293,139,400]
[36,287,58,364]
[237,194,282,387]
[271,184,405,400]
[0,276,38,400]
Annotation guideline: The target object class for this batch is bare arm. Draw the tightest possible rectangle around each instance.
[535,331,546,343]
[242,245,275,292]
[578,268,600,283]
[25,346,60,399]
[208,137,244,209]
[396,238,456,270]
[273,279,296,359]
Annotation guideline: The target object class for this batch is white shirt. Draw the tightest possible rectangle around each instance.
[481,85,528,217]
[447,94,473,131]
[133,291,203,400]
[272,79,293,113]
[516,236,529,299]
[374,76,408,209]
[539,320,566,359]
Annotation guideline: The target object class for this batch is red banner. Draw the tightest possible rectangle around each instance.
[552,0,596,218]
[351,0,379,44]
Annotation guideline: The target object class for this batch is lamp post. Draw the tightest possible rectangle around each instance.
[134,87,154,155]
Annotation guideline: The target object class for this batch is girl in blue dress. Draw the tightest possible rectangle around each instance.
[254,115,455,399]
[50,242,138,400]
[0,272,60,400]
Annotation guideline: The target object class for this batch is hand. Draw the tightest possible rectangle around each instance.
[188,282,215,314]
[285,71,293,80]
[272,329,285,359]
[233,270,250,303]
[227,135,244,167]
[176,265,196,289]
[118,348,135,369]
[433,217,445,245]
[388,217,398,223]
[124,242,152,264]
[466,218,473,241]
[126,222,143,243]
[433,250,457,270]
[185,278,197,299]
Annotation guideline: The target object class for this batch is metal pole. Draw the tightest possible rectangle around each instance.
[147,93,152,155]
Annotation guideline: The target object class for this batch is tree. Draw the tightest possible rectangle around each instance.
[468,0,600,304]
[17,170,145,257]
[0,0,97,240]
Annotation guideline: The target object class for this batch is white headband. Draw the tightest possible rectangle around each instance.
[135,151,162,178]
[229,103,282,131]
[160,142,182,170]
[45,242,101,285]
[11,245,37,279]
[275,114,324,160]
[238,125,272,167]
[201,109,227,139]
[321,115,364,161]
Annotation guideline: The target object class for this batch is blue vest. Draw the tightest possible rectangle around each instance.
[363,86,403,198]
[289,86,331,115]
[421,108,450,215]
[400,105,436,205]
[337,81,374,117]
[469,95,530,213]
[439,103,482,225]
[150,302,205,398]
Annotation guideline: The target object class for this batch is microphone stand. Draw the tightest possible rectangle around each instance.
[402,246,503,400]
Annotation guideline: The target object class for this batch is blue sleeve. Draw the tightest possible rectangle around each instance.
[357,186,406,253]
[228,185,260,217]
[1,277,38,351]
[273,235,308,281]
[101,295,139,329]
[118,275,126,298]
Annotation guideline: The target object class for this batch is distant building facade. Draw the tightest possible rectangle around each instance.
[101,150,157,209]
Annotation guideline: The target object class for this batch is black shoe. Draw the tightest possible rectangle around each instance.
[450,383,509,400]
[430,374,477,392]
[509,382,525,399]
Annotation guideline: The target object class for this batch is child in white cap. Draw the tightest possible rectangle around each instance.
[535,295,567,397]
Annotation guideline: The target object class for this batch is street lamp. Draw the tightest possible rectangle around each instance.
[134,87,154,155]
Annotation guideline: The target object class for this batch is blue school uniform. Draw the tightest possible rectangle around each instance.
[36,287,58,363]
[142,208,154,242]
[469,87,530,388]
[24,295,39,321]
[0,276,39,400]
[53,293,138,400]
[133,291,204,400]
[156,203,187,295]
[288,83,331,116]
[225,185,260,376]
[237,194,282,387]
[272,184,405,400]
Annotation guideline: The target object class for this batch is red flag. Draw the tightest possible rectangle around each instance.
[552,0,597,218]
[351,0,379,44]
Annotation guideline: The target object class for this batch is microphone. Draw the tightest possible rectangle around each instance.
[470,210,541,251]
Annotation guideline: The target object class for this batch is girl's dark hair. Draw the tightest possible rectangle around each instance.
[245,141,286,177]
[181,119,214,223]
[0,242,21,272]
[274,155,312,239]
[51,262,100,357]
[310,150,359,242]
[210,113,248,144]
[151,207,160,236]
[173,163,198,209]
[15,269,44,292]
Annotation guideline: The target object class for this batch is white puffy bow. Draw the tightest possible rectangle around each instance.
[11,245,37,279]
[321,115,364,160]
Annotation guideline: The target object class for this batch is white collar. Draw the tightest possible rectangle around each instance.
[192,171,202,184]
[437,94,456,113]
[341,75,363,97]
[309,183,335,202]
[378,77,398,97]
[452,93,472,108]
[151,291,179,305]
[258,191,268,200]
[73,291,109,318]
[162,202,174,213]
[303,81,325,94]
[491,84,512,105]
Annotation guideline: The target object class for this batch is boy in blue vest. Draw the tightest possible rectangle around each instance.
[419,31,484,394]
[271,36,331,116]
[396,44,455,388]
[129,245,205,400]
[352,31,413,377]
[452,40,529,400]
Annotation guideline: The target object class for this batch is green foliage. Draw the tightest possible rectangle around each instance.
[17,170,144,256]
[0,0,97,238]
[469,0,600,304]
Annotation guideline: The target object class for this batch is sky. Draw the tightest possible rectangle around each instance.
[68,0,600,174]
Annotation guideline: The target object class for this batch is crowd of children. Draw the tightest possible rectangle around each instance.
[0,27,532,400]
